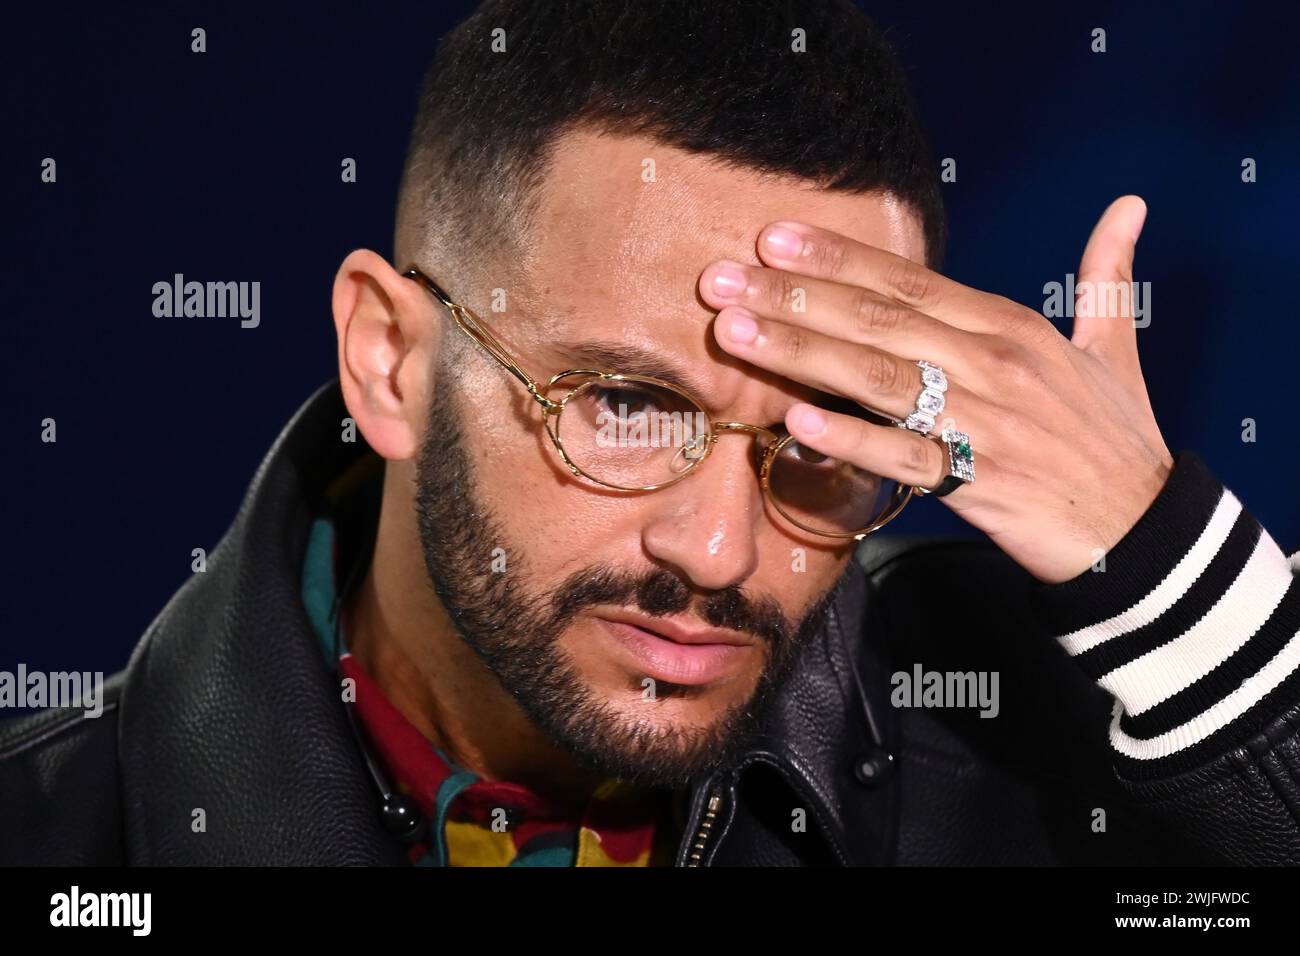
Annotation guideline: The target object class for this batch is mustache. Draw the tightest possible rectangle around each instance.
[543,565,793,648]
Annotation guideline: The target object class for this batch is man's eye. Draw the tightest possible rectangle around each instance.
[593,386,663,420]
[784,440,832,466]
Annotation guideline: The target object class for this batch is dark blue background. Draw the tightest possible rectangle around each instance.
[6,1,1297,681]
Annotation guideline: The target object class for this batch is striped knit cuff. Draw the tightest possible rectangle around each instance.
[1033,451,1300,780]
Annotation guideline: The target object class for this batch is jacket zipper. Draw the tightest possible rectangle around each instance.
[683,789,725,867]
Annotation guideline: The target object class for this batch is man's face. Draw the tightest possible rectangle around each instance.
[413,129,926,789]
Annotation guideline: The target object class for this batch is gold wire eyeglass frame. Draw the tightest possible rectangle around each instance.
[401,266,914,540]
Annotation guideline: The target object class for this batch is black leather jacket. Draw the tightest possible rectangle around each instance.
[4,383,1299,865]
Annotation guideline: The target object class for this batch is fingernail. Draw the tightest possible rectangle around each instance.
[1130,199,1148,243]
[794,405,826,436]
[724,310,757,344]
[711,263,747,299]
[763,226,804,259]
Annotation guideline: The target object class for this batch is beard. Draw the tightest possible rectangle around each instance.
[412,369,837,790]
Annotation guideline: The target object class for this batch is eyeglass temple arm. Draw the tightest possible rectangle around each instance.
[402,268,557,410]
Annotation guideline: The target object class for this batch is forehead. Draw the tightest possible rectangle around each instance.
[516,127,926,409]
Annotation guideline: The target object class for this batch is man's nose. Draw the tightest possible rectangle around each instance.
[640,434,763,592]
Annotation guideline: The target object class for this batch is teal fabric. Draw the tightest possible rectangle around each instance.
[430,770,479,866]
[302,517,339,661]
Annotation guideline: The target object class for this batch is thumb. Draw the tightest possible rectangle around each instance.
[1070,194,1147,357]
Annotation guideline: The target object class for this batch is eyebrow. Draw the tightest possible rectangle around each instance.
[556,339,717,402]
[552,338,891,429]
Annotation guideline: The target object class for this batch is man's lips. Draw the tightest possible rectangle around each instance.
[595,609,756,646]
[593,610,756,686]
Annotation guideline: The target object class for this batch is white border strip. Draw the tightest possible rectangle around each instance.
[1101,533,1293,715]
[1058,490,1240,657]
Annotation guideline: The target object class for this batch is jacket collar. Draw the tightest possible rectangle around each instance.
[117,382,896,865]
[118,382,407,864]
[686,548,900,866]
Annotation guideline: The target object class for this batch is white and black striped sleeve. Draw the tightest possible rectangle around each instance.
[1033,451,1300,781]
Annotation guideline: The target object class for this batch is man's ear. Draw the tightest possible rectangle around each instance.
[331,249,438,461]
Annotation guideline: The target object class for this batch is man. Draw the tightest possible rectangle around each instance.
[4,0,1298,866]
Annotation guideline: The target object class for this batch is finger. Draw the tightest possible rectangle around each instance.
[783,401,974,496]
[752,221,1003,332]
[1071,195,1146,359]
[698,259,984,377]
[713,306,976,425]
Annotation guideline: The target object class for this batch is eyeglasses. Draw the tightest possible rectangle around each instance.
[402,266,913,539]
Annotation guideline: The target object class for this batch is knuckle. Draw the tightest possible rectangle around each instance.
[781,328,808,363]
[852,290,903,338]
[765,273,800,314]
[862,349,900,395]
[1002,348,1050,394]
[1019,312,1060,349]
[811,236,848,279]
[983,340,1029,377]
[886,258,935,303]
[902,433,933,474]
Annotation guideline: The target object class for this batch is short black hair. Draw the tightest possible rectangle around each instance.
[395,0,946,283]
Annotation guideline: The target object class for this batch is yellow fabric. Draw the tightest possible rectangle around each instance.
[445,818,659,867]
[443,777,679,867]
[445,819,520,867]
